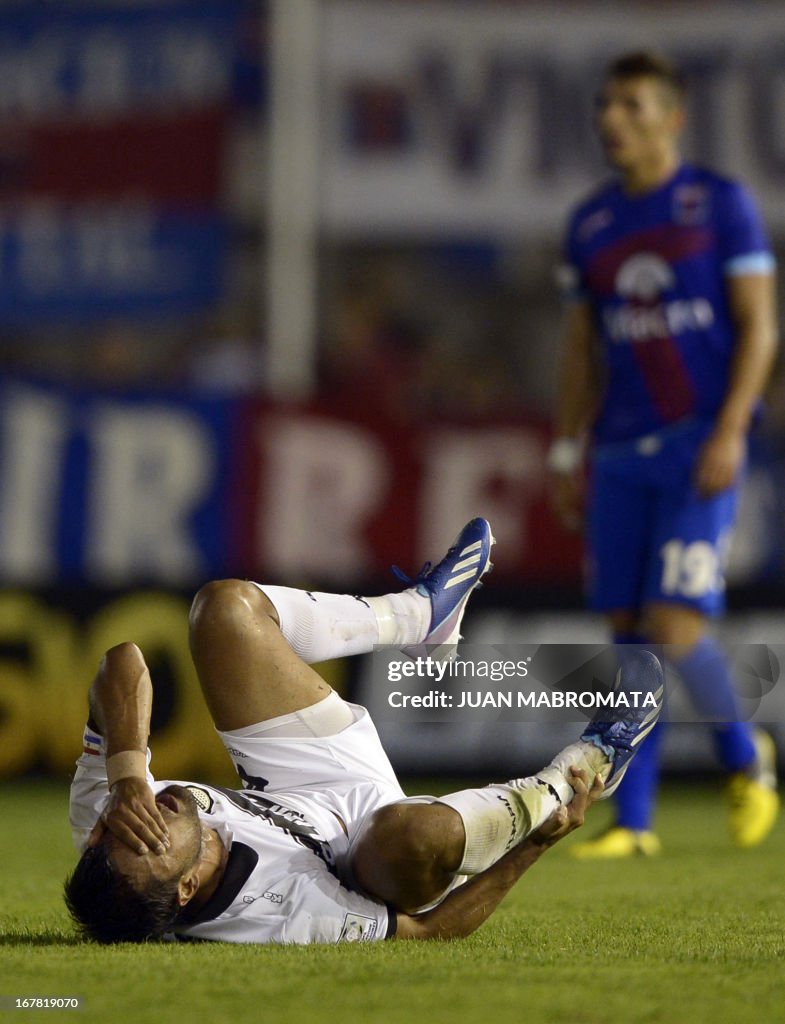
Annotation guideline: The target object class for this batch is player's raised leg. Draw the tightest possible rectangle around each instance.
[188,518,494,730]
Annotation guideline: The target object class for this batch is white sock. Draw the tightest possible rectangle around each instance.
[536,740,613,804]
[254,584,430,663]
[437,779,559,875]
[365,590,430,646]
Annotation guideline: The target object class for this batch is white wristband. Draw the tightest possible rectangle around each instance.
[106,750,147,788]
[546,437,583,474]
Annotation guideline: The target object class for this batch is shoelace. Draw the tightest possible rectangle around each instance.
[390,562,432,586]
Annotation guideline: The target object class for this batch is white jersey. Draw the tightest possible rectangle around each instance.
[70,728,395,944]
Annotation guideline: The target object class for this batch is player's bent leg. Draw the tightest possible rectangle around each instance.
[353,654,664,909]
[189,579,334,731]
[350,801,465,913]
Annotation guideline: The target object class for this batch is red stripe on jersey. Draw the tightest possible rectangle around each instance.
[631,333,696,422]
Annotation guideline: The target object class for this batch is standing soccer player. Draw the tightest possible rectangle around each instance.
[549,51,779,857]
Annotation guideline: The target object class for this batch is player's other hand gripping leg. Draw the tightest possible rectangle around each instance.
[580,650,665,798]
[539,650,665,805]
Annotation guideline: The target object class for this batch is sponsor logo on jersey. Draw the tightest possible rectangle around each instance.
[673,184,709,225]
[185,785,215,814]
[339,913,378,942]
[616,253,675,301]
[242,891,284,905]
[606,252,714,342]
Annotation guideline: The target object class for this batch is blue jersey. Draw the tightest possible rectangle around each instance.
[562,163,774,444]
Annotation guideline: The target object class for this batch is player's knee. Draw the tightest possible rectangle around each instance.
[100,641,146,677]
[350,802,463,908]
[189,579,277,644]
[643,602,705,647]
[608,610,640,636]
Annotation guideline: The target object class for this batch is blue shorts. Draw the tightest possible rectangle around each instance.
[587,420,739,615]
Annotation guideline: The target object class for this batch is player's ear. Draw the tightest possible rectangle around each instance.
[86,819,107,848]
[177,869,200,907]
[662,93,685,138]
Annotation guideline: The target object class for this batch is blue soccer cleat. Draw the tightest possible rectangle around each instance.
[580,650,664,799]
[393,517,495,660]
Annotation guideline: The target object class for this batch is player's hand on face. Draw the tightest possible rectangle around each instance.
[550,472,585,533]
[695,425,745,497]
[531,768,604,848]
[87,777,170,856]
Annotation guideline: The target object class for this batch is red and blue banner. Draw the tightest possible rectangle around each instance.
[0,2,260,323]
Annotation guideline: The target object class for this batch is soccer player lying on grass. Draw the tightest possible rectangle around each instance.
[65,518,663,944]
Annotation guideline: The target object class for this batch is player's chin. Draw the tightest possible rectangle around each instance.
[157,785,199,817]
[601,139,630,166]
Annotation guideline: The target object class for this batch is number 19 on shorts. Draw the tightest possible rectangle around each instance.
[659,537,728,598]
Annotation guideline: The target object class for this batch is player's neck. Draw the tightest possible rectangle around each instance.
[620,152,681,196]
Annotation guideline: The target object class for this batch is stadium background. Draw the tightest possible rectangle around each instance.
[1,0,785,788]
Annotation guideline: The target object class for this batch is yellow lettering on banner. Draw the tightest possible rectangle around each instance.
[37,606,85,775]
[0,594,40,775]
[0,593,70,774]
[0,590,349,783]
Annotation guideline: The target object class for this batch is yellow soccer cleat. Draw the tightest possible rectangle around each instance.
[727,728,780,848]
[569,826,662,860]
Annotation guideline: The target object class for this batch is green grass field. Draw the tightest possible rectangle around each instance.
[1,778,784,1024]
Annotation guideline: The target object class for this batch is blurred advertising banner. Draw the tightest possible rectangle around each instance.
[320,1,785,236]
[0,378,578,587]
[0,203,225,321]
[0,2,257,321]
[0,377,783,589]
[0,380,239,585]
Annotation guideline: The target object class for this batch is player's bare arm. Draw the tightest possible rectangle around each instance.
[393,769,604,940]
[85,642,169,856]
[550,300,600,531]
[696,271,778,496]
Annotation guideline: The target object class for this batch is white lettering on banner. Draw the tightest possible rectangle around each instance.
[261,416,389,580]
[0,24,231,117]
[0,388,68,581]
[7,203,164,298]
[321,2,785,234]
[85,407,213,584]
[419,429,544,563]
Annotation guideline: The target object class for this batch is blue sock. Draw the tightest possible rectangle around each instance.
[614,724,663,831]
[612,631,661,831]
[672,636,756,772]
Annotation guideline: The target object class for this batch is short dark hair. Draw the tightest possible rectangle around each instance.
[64,842,181,944]
[605,51,686,104]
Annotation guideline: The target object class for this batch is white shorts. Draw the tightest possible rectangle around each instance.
[216,697,407,855]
